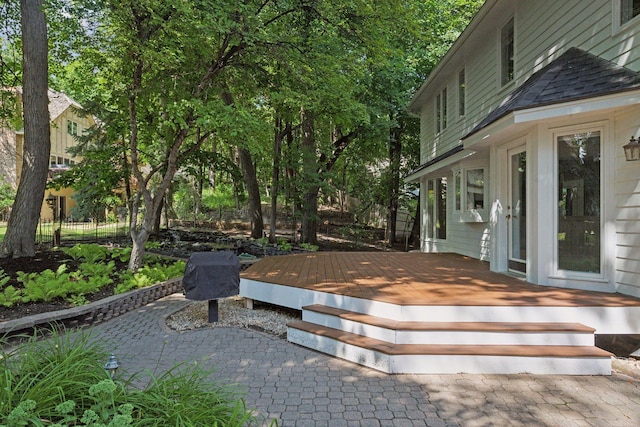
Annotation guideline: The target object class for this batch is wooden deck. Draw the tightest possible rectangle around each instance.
[240,252,640,373]
[241,252,640,308]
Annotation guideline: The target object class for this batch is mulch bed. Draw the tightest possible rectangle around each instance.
[0,250,123,323]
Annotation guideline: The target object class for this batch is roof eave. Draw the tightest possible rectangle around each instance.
[463,89,640,148]
[404,147,476,183]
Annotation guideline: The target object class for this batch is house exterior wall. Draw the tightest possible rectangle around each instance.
[0,128,18,187]
[44,107,89,221]
[409,0,640,297]
[50,107,90,165]
[0,89,90,222]
[614,104,640,297]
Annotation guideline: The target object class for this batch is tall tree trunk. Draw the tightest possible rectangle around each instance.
[269,118,285,243]
[386,121,402,245]
[219,85,263,238]
[300,109,318,245]
[152,195,163,233]
[0,0,49,258]
[237,146,264,239]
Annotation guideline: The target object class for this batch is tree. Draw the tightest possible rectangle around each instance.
[76,0,315,270]
[0,0,50,258]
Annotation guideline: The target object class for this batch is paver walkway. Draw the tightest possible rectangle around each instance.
[88,293,640,427]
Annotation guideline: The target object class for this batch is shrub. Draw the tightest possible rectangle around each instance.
[0,330,259,426]
[299,243,319,251]
[60,244,110,264]
[1,245,185,308]
[115,261,186,295]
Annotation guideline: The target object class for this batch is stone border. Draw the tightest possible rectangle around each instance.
[0,277,183,338]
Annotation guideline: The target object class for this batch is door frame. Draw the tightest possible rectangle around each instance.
[506,145,527,274]
[494,137,528,276]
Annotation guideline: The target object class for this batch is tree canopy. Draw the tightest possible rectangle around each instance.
[1,0,483,264]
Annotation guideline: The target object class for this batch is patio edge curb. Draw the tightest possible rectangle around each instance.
[0,277,183,338]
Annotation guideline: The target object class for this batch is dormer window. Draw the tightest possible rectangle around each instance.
[501,18,514,86]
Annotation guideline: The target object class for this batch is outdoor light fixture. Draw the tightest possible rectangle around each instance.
[623,136,640,161]
[45,194,56,209]
[103,354,120,379]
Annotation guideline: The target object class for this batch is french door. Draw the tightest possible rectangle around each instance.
[507,147,527,273]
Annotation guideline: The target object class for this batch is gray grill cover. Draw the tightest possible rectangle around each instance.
[182,251,240,300]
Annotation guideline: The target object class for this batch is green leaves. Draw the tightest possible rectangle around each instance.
[0,244,183,308]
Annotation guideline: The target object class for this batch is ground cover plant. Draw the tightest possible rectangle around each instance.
[0,244,185,321]
[0,330,260,426]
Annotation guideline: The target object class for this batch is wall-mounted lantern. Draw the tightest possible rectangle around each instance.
[45,194,56,209]
[623,136,640,161]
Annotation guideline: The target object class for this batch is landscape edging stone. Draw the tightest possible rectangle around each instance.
[0,277,183,337]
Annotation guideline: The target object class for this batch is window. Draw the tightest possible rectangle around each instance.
[454,170,462,211]
[452,166,488,221]
[501,18,514,86]
[67,120,78,136]
[466,168,485,210]
[458,68,466,117]
[435,88,447,134]
[556,131,601,274]
[427,177,447,240]
[50,155,75,168]
[621,0,640,24]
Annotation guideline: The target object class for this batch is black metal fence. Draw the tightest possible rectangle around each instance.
[33,219,129,246]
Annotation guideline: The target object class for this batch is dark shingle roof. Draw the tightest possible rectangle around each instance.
[464,47,640,138]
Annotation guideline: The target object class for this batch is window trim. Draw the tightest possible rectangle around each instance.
[452,165,489,222]
[426,177,447,240]
[67,120,78,136]
[435,87,447,134]
[552,126,606,280]
[500,17,515,87]
[458,68,466,117]
[612,0,640,33]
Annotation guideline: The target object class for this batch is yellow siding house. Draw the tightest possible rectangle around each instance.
[0,88,94,221]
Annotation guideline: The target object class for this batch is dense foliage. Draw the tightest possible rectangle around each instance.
[1,0,483,263]
[0,331,259,426]
[0,243,185,308]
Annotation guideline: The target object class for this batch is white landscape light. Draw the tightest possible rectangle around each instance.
[623,136,640,161]
[104,354,120,379]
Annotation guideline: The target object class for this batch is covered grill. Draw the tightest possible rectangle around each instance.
[182,251,240,322]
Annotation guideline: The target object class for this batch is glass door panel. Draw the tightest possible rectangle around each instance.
[556,131,601,273]
[508,148,526,273]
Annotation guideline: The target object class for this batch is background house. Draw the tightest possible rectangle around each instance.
[406,0,640,298]
[0,88,93,222]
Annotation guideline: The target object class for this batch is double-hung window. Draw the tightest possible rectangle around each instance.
[435,88,447,134]
[67,120,78,136]
[458,68,466,117]
[501,18,514,86]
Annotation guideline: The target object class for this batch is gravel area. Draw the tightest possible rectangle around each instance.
[165,296,300,338]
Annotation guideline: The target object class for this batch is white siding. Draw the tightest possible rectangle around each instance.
[412,0,640,297]
[614,106,640,297]
[417,0,640,166]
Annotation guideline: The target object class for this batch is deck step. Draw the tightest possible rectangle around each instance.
[287,321,613,375]
[302,304,596,346]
